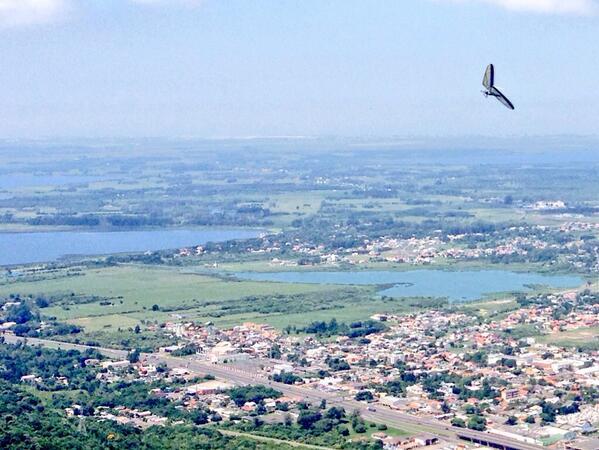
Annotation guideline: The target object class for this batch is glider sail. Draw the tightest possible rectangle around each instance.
[491,86,515,110]
[483,64,494,91]
[482,63,514,110]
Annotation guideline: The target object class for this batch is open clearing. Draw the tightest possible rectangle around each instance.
[538,326,599,348]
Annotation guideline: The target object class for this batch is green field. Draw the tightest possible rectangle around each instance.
[537,326,599,350]
[0,263,455,335]
[0,264,415,332]
[0,265,338,325]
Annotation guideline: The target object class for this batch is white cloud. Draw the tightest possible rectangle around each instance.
[441,0,597,15]
[0,0,69,27]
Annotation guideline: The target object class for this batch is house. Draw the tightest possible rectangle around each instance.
[383,434,439,450]
[272,363,294,375]
[20,374,40,383]
[413,433,439,447]
[380,395,403,409]
[0,321,16,331]
[100,360,130,370]
[383,436,413,449]
[580,423,597,435]
[241,401,256,412]
[186,380,232,395]
[2,301,21,311]
[501,388,521,402]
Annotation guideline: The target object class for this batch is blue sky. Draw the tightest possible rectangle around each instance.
[0,0,598,138]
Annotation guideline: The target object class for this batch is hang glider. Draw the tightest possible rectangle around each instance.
[482,64,515,110]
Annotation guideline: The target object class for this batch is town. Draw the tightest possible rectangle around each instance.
[5,285,596,450]
[176,218,599,274]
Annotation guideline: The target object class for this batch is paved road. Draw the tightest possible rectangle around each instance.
[4,334,129,358]
[3,335,543,450]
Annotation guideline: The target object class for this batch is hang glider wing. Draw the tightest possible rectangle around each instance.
[490,86,515,110]
[483,64,494,90]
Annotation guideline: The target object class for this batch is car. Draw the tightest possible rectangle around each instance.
[367,406,377,412]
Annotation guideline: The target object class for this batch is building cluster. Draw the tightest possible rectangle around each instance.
[14,285,598,448]
[161,290,599,448]
[162,321,279,362]
[20,351,298,431]
[528,201,567,211]
[173,219,599,273]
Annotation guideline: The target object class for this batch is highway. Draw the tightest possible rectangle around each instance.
[3,335,544,450]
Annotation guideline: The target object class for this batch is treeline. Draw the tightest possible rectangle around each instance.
[222,405,384,449]
[21,211,273,228]
[295,318,386,338]
[27,214,101,226]
[0,342,103,388]
[0,299,81,338]
[104,215,172,227]
[190,289,366,320]
[52,327,178,353]
[537,205,599,216]
[24,213,172,227]
[517,290,599,309]
[170,343,201,357]
[272,372,301,385]
[227,385,282,407]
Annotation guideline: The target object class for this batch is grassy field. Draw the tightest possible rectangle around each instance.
[0,264,430,332]
[0,265,337,323]
[67,314,142,332]
[350,422,410,439]
[537,327,599,350]
[459,298,518,319]
[201,298,399,330]
[0,263,459,334]
[267,191,329,216]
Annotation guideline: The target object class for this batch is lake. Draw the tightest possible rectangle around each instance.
[0,229,260,266]
[234,270,582,302]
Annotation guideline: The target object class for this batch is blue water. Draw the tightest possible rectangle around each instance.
[0,229,260,266]
[234,270,582,302]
